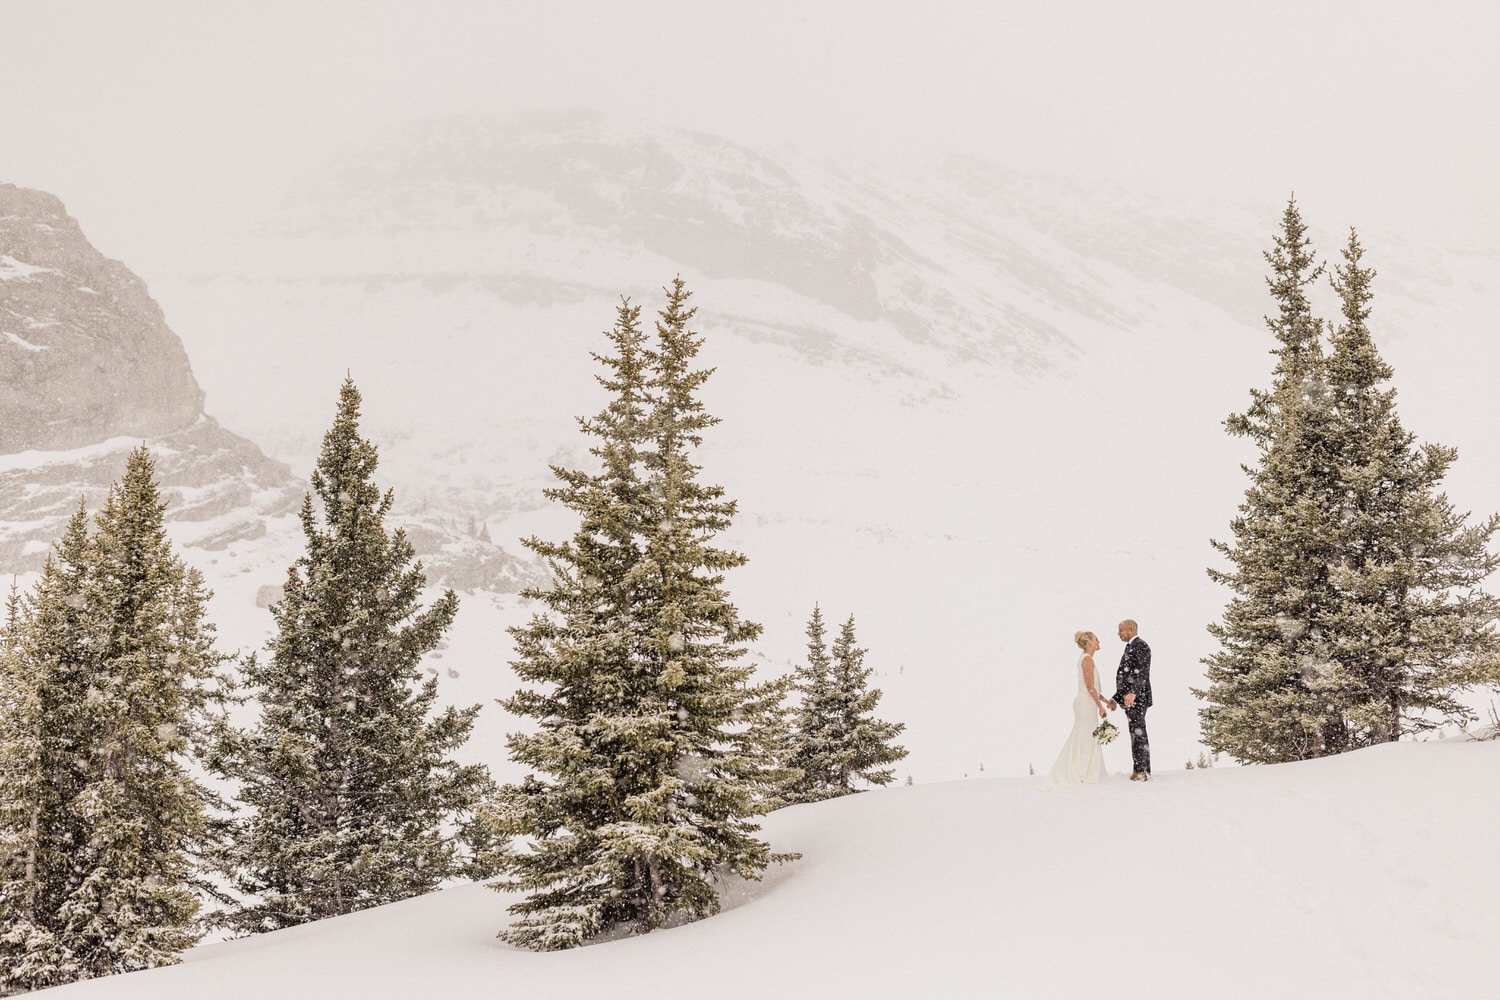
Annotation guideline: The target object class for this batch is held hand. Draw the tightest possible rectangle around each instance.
[1124,693,1136,709]
[1106,699,1117,712]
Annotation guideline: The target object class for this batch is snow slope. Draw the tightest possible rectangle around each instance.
[41,740,1499,999]
[122,114,1500,790]
[7,113,1498,793]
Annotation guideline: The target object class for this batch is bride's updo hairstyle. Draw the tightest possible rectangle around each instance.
[1074,630,1096,650]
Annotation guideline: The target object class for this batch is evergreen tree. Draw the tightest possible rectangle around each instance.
[214,378,488,934]
[1197,199,1346,763]
[490,281,796,952]
[0,449,224,993]
[787,610,906,800]
[0,568,65,995]
[786,605,838,801]
[1198,206,1500,762]
[1316,230,1500,743]
[827,615,907,789]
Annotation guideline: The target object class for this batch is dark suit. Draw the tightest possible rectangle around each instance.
[1112,636,1152,775]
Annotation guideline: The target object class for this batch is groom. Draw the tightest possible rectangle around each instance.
[1108,619,1152,781]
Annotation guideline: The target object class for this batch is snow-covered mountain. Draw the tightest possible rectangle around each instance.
[0,183,204,452]
[0,183,295,570]
[0,180,540,594]
[38,739,1500,999]
[7,111,1499,787]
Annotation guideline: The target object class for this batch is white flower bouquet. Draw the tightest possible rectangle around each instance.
[1092,720,1119,745]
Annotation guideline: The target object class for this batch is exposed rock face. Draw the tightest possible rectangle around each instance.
[0,418,297,572]
[0,183,205,453]
[0,182,300,573]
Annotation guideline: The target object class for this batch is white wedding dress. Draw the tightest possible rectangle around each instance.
[1049,653,1109,784]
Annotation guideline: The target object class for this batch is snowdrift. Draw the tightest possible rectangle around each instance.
[44,740,1498,999]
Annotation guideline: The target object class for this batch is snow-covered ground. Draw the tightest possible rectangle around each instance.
[42,739,1499,999]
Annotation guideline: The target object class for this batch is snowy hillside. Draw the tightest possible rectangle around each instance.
[6,113,1497,786]
[40,740,1500,999]
[7,6,1500,997]
[127,113,1500,787]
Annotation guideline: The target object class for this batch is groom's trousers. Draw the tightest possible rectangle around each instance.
[1124,704,1151,774]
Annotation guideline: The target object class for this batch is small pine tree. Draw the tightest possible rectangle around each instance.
[826,616,908,789]
[786,605,838,802]
[490,282,797,951]
[0,449,224,993]
[787,610,907,800]
[214,378,488,934]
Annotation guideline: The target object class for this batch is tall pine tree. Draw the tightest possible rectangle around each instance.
[787,609,906,801]
[214,378,488,934]
[0,449,224,993]
[1316,230,1500,743]
[1198,199,1346,763]
[490,281,796,952]
[1198,206,1500,762]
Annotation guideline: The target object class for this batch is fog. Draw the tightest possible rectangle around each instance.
[5,1,1498,278]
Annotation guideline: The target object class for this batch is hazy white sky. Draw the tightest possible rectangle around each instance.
[4,0,1498,274]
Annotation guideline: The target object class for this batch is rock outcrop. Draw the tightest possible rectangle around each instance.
[1,183,205,453]
[0,182,298,573]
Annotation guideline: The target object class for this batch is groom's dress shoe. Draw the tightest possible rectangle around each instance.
[1129,772,1150,781]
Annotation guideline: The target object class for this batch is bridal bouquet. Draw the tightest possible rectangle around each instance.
[1092,720,1119,745]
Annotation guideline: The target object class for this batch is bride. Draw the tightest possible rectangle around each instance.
[1049,630,1112,784]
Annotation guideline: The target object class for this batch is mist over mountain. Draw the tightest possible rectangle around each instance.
[220,110,1282,377]
[8,111,1498,782]
[0,183,297,571]
[6,8,1496,991]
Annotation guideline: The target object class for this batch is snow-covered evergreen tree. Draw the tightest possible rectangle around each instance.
[0,572,63,996]
[490,281,796,952]
[214,378,488,934]
[1315,230,1500,743]
[1198,206,1500,763]
[786,605,838,801]
[787,609,906,801]
[0,449,224,994]
[1197,199,1346,763]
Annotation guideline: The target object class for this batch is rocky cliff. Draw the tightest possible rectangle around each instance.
[0,183,537,592]
[0,182,298,573]
[1,183,205,453]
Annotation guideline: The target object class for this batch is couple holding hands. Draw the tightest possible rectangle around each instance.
[1049,619,1153,784]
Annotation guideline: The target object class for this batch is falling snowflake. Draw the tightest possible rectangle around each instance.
[1274,614,1308,640]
